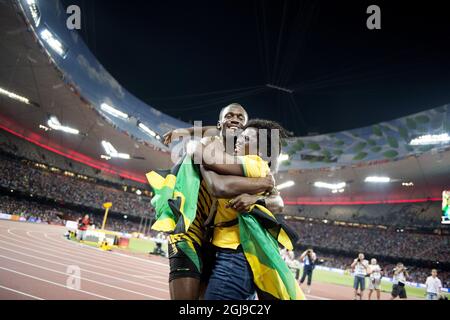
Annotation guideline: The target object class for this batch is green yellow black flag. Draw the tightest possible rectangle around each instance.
[146,156,200,234]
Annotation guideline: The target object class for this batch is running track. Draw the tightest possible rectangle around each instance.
[0,220,402,300]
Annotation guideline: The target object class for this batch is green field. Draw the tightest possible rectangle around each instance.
[307,268,450,299]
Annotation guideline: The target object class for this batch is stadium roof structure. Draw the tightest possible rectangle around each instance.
[0,0,448,201]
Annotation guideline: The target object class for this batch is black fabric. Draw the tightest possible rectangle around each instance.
[300,265,314,286]
[168,240,202,282]
[391,284,407,299]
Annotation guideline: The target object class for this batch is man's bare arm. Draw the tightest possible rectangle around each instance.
[191,139,244,176]
[163,126,218,145]
[200,166,273,198]
[265,191,284,214]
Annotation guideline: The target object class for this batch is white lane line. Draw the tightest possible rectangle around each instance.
[305,294,331,300]
[0,253,164,300]
[26,230,169,274]
[24,230,167,276]
[0,241,169,293]
[2,226,169,273]
[44,232,169,268]
[0,266,112,300]
[133,274,168,280]
[1,232,168,285]
[0,284,45,300]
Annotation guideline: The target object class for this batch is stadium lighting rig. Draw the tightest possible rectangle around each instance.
[100,103,129,120]
[101,140,130,159]
[40,28,67,58]
[137,121,157,137]
[314,181,346,190]
[409,133,450,145]
[278,153,289,162]
[277,180,295,190]
[47,116,79,135]
[27,0,41,27]
[0,87,31,105]
[365,176,391,183]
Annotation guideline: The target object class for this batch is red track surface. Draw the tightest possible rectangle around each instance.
[0,220,405,300]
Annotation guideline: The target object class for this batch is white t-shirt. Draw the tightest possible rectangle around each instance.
[354,260,369,276]
[393,271,406,284]
[425,276,442,294]
[369,264,382,280]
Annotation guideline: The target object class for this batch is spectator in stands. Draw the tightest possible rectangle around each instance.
[425,269,442,300]
[368,258,383,300]
[299,249,316,294]
[391,262,409,300]
[351,253,369,300]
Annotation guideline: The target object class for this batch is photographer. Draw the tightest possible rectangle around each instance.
[368,258,383,300]
[299,248,316,294]
[390,262,409,300]
[351,253,369,300]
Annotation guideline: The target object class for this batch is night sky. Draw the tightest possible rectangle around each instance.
[62,0,450,136]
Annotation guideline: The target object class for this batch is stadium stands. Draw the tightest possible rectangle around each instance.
[290,220,449,263]
[0,151,153,216]
[285,202,442,228]
[0,194,143,234]
[0,130,146,189]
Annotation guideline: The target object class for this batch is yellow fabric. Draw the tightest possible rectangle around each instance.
[146,171,176,190]
[250,204,294,250]
[169,180,212,246]
[244,252,306,300]
[212,155,270,249]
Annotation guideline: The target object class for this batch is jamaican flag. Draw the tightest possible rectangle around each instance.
[239,205,305,300]
[146,156,200,234]
[147,156,304,300]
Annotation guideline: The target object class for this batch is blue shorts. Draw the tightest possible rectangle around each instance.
[353,275,366,290]
[204,249,256,300]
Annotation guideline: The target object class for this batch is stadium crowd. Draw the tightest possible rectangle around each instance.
[0,152,152,216]
[309,252,449,288]
[291,220,449,262]
[0,195,143,233]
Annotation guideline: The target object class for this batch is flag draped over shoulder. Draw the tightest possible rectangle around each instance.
[146,156,304,300]
[146,156,200,234]
[239,205,305,300]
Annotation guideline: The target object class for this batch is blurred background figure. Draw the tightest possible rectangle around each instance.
[299,248,316,294]
[351,253,369,300]
[425,269,442,300]
[368,258,383,300]
[77,214,91,241]
[391,262,409,300]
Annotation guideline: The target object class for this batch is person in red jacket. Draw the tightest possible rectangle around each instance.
[77,214,91,241]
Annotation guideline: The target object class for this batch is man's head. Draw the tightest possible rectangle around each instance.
[217,103,248,136]
[371,258,377,265]
[431,269,438,277]
[397,262,404,269]
[358,253,365,260]
[235,119,289,163]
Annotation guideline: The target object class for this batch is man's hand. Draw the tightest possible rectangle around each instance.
[227,194,261,212]
[264,173,275,192]
[163,128,189,145]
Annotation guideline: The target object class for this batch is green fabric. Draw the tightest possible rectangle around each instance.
[177,240,201,272]
[239,213,300,300]
[149,156,201,233]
